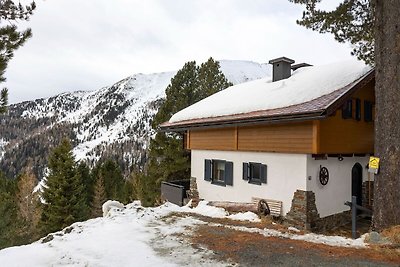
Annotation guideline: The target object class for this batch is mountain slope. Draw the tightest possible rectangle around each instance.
[0,60,270,178]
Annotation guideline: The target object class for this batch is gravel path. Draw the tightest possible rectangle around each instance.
[190,221,400,267]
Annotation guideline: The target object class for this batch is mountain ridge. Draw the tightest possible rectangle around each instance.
[0,60,271,178]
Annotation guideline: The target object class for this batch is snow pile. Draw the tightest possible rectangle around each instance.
[181,201,228,218]
[102,200,125,217]
[0,202,225,267]
[170,60,372,123]
[227,211,260,222]
[179,201,261,222]
[0,200,367,266]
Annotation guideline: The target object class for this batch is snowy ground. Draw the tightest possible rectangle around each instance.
[0,201,368,267]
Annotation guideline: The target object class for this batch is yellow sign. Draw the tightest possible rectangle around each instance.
[368,156,380,174]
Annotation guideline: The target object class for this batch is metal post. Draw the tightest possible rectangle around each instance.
[352,196,357,239]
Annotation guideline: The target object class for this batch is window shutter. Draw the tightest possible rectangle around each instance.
[364,100,373,122]
[242,163,249,180]
[260,164,267,184]
[342,99,352,119]
[204,159,212,181]
[355,98,361,121]
[225,161,234,186]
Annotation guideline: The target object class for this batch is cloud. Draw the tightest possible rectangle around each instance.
[4,0,351,104]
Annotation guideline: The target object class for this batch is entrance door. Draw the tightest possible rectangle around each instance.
[351,163,363,207]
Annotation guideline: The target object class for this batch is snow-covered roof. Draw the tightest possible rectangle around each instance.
[163,60,373,129]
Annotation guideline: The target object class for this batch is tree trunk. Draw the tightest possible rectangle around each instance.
[372,0,400,230]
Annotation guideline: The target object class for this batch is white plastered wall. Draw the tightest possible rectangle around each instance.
[191,150,307,215]
[306,155,373,218]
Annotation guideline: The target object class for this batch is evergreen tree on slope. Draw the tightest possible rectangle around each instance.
[40,139,88,234]
[0,0,36,113]
[141,58,232,206]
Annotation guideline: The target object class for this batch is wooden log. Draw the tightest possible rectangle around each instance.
[208,201,258,213]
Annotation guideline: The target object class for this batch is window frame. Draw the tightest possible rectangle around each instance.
[243,162,267,185]
[204,159,233,187]
[211,159,226,186]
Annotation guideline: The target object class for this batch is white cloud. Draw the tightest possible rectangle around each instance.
[4,0,351,104]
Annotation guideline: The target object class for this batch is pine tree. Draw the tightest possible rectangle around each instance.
[0,0,36,113]
[197,58,233,99]
[92,159,125,202]
[0,171,18,248]
[371,0,400,230]
[289,0,374,65]
[140,58,232,206]
[76,162,94,208]
[91,176,106,218]
[290,0,400,230]
[40,139,88,234]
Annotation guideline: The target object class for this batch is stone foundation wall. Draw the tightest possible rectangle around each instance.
[285,189,352,232]
[314,210,351,232]
[187,177,200,207]
[285,190,319,230]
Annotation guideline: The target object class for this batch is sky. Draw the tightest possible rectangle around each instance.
[4,0,354,104]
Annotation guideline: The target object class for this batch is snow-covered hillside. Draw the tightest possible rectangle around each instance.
[0,60,271,178]
[0,201,367,267]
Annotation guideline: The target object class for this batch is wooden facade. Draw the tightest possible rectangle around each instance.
[186,80,375,155]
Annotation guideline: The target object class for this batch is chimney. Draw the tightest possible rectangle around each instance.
[268,57,295,82]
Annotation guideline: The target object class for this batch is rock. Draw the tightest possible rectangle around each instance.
[41,234,54,243]
[368,231,391,245]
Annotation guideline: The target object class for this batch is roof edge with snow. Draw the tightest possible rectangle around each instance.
[160,67,375,132]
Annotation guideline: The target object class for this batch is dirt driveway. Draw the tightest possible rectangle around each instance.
[185,215,400,267]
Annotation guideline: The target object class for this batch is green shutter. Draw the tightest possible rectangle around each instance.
[261,164,267,184]
[204,159,212,181]
[225,161,234,186]
[243,162,249,180]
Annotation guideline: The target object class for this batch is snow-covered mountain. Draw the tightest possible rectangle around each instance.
[0,60,270,178]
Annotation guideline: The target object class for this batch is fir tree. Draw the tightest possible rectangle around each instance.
[40,139,88,234]
[0,0,36,113]
[0,171,17,249]
[76,162,94,208]
[92,159,125,202]
[141,58,232,206]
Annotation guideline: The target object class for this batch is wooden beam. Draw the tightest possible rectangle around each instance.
[234,126,238,150]
[312,120,320,154]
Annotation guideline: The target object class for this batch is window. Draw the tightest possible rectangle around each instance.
[204,159,233,186]
[243,162,267,185]
[213,160,226,182]
[364,100,373,122]
[355,98,361,121]
[342,99,353,119]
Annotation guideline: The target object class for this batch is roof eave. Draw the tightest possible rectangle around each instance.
[159,110,326,132]
[325,69,375,116]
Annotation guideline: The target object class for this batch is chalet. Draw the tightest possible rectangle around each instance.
[160,57,375,230]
